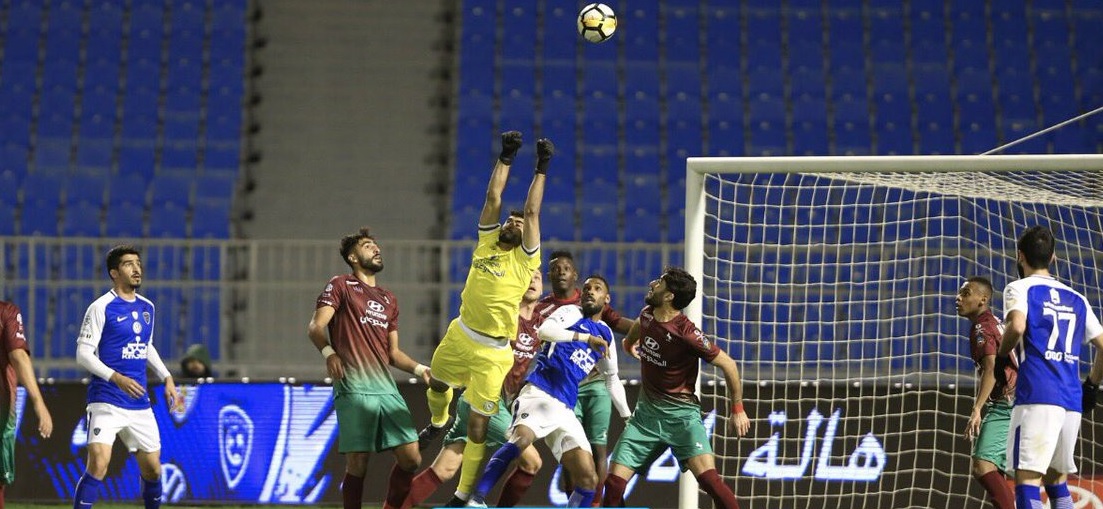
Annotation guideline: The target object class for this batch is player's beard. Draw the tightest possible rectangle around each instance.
[644,292,663,308]
[359,257,384,273]
[581,301,603,318]
[498,227,522,247]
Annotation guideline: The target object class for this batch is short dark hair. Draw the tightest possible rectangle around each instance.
[1018,225,1055,270]
[661,266,697,310]
[549,250,575,267]
[966,276,993,299]
[583,273,609,291]
[105,245,140,275]
[339,227,375,267]
[508,209,524,219]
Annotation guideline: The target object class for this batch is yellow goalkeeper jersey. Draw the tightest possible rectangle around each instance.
[459,224,541,339]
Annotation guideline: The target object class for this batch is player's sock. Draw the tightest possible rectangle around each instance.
[591,478,604,507]
[473,441,519,499]
[456,439,488,497]
[426,387,454,427]
[1045,483,1074,509]
[73,472,103,509]
[142,477,162,509]
[383,464,416,509]
[568,488,595,508]
[697,468,740,509]
[977,471,1014,509]
[1015,485,1044,509]
[403,468,443,509]
[342,472,365,509]
[496,469,535,507]
[601,474,628,507]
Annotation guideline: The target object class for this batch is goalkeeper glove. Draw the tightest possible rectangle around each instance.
[1084,378,1099,413]
[499,131,523,165]
[535,138,554,174]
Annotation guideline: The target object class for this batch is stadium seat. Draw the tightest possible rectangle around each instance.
[579,203,619,242]
[542,201,576,242]
[104,202,146,238]
[148,202,189,238]
[192,201,232,238]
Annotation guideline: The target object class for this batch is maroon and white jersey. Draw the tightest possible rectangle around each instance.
[316,275,400,395]
[636,305,719,406]
[504,312,544,402]
[0,301,29,418]
[968,309,1018,403]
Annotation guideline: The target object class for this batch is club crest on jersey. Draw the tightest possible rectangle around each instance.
[325,283,334,292]
[132,322,142,334]
[142,311,151,324]
[1050,288,1061,304]
[483,401,495,413]
[219,405,254,489]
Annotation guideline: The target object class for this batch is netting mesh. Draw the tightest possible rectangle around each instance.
[696,170,1103,509]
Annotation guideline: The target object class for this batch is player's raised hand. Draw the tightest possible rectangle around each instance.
[623,337,640,360]
[729,407,751,437]
[499,131,523,164]
[326,353,345,381]
[964,408,982,441]
[535,138,554,174]
[110,372,146,399]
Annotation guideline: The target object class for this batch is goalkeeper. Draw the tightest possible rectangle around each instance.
[956,277,1017,509]
[419,131,550,502]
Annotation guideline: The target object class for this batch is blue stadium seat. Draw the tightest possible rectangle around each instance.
[206,112,243,144]
[186,287,222,360]
[148,202,188,238]
[624,208,662,243]
[63,174,108,208]
[624,173,662,214]
[161,144,200,172]
[104,202,145,238]
[665,3,701,63]
[192,201,232,238]
[150,175,195,208]
[118,144,156,176]
[191,245,223,281]
[542,201,575,242]
[55,288,96,359]
[449,206,480,240]
[501,5,536,62]
[195,174,236,205]
[20,173,64,207]
[579,203,618,242]
[107,173,149,207]
[20,200,61,237]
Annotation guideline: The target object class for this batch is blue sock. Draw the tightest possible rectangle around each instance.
[143,477,162,509]
[1046,483,1073,509]
[568,488,596,508]
[472,442,521,500]
[73,473,103,509]
[1015,484,1044,509]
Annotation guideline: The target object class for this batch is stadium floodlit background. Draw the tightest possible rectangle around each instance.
[1,0,1102,507]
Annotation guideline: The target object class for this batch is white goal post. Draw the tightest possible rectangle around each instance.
[681,155,1103,509]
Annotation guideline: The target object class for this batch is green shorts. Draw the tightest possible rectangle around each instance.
[972,400,1012,473]
[0,409,14,484]
[443,398,512,450]
[574,381,612,446]
[334,392,417,453]
[610,394,711,472]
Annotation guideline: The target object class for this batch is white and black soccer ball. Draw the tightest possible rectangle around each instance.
[577,3,617,43]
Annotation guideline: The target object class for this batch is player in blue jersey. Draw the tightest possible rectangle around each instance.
[466,275,631,508]
[996,226,1103,509]
[71,245,182,509]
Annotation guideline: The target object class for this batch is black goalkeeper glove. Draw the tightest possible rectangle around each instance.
[1084,378,1099,413]
[499,131,523,165]
[535,138,554,174]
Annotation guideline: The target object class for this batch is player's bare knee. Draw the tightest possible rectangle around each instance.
[970,458,995,478]
[467,413,490,441]
[1042,469,1066,485]
[569,464,599,490]
[345,452,370,476]
[518,445,542,473]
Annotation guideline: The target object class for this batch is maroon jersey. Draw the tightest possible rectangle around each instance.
[536,288,625,325]
[504,312,544,402]
[0,302,29,418]
[968,309,1018,403]
[636,305,719,406]
[316,275,400,395]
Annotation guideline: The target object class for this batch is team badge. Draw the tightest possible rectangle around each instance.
[133,322,142,334]
[219,405,255,489]
[483,401,495,413]
[143,311,151,325]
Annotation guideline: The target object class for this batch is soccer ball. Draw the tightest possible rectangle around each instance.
[577,3,617,43]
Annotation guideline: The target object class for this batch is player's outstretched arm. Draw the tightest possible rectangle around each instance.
[998,310,1025,358]
[622,320,641,360]
[479,131,522,227]
[308,306,344,381]
[710,350,750,436]
[520,138,552,252]
[9,348,52,438]
[387,331,431,384]
[966,354,997,440]
[597,347,632,419]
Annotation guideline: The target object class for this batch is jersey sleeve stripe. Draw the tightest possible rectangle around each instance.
[478,222,500,232]
[522,243,539,256]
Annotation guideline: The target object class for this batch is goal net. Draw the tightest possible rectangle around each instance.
[683,155,1103,509]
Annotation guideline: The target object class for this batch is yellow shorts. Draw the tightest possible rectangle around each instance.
[430,319,515,416]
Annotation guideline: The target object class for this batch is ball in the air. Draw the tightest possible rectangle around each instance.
[578,3,617,43]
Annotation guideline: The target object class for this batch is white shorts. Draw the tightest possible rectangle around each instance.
[86,403,162,453]
[1006,403,1080,475]
[510,384,592,461]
